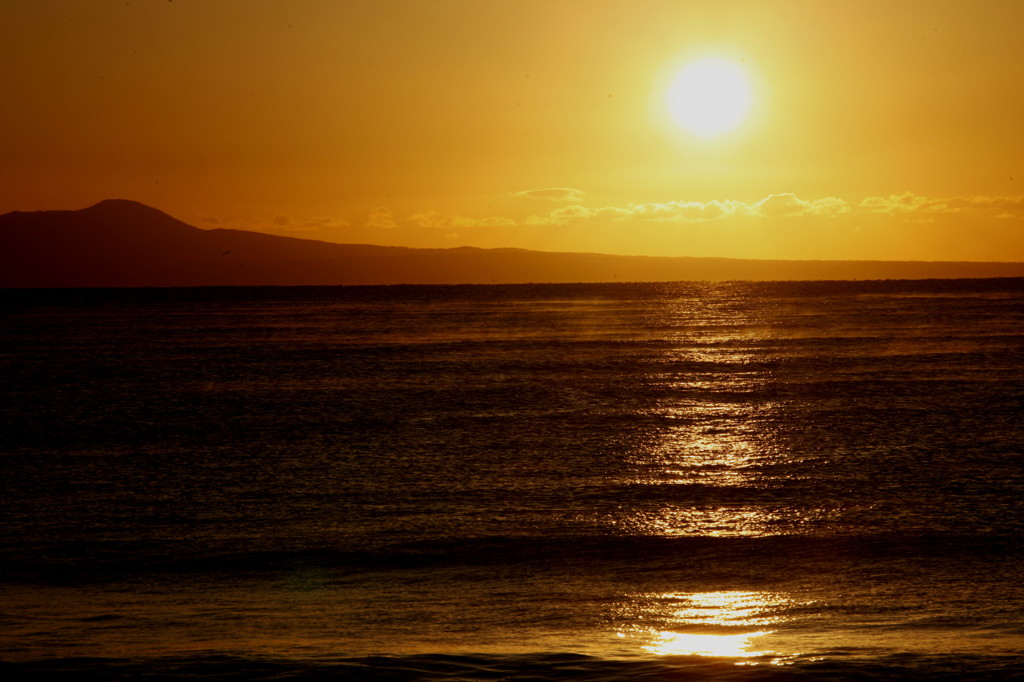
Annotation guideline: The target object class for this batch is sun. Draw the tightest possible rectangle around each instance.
[666,57,753,139]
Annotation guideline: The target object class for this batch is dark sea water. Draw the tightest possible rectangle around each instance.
[2,279,1024,680]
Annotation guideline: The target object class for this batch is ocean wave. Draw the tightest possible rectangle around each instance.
[5,532,1022,585]
[6,651,1024,681]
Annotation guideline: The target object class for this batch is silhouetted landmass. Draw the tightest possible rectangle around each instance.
[2,199,1023,287]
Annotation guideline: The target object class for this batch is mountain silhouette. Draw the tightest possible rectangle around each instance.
[2,200,1023,287]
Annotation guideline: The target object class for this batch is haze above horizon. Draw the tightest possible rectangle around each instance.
[3,1,1023,263]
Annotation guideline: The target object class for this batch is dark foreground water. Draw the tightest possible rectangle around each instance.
[2,279,1024,680]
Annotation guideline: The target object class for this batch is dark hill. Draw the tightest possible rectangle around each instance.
[2,200,1023,287]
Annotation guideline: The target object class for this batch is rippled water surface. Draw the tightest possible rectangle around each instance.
[2,279,1023,679]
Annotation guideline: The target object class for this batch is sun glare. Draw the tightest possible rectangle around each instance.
[642,630,773,657]
[666,57,753,138]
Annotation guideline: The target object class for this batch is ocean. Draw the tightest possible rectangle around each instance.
[2,278,1023,680]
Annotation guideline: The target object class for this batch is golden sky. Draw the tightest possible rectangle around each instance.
[3,0,1023,261]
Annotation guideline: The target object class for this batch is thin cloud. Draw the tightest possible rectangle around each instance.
[258,213,351,232]
[958,195,1024,211]
[860,192,932,214]
[410,210,516,229]
[201,212,351,233]
[754,193,849,217]
[523,194,846,225]
[524,204,631,225]
[366,207,398,230]
[624,200,745,221]
[512,187,588,203]
[861,192,1024,218]
[303,216,350,229]
[406,192,1023,233]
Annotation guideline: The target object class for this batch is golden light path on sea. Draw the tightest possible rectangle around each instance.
[617,295,793,538]
[609,298,801,659]
[615,591,798,659]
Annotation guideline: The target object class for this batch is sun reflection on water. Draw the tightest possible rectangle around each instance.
[616,591,801,660]
[669,590,790,626]
[615,299,798,537]
[642,630,772,657]
[617,402,790,537]
[620,506,788,537]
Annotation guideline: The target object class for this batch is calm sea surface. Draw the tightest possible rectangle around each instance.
[2,279,1024,680]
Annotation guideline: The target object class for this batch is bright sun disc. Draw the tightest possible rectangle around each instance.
[666,57,752,138]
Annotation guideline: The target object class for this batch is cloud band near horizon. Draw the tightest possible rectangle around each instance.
[408,191,1024,229]
[202,190,1024,237]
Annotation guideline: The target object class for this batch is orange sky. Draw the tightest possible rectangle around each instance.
[3,0,1023,261]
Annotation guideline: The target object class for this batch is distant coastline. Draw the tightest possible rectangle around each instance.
[3,200,1023,288]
